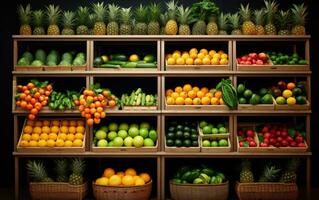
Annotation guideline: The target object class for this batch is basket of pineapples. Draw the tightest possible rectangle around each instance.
[235,159,299,200]
[27,159,88,200]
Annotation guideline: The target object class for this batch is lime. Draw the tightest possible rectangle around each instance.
[128,127,139,137]
[108,131,117,141]
[139,128,149,139]
[140,122,151,130]
[119,123,129,131]
[95,130,107,140]
[144,138,155,147]
[276,96,286,105]
[133,136,144,147]
[118,130,128,139]
[113,137,124,147]
[108,122,118,132]
[202,140,211,147]
[243,89,253,99]
[237,84,245,94]
[199,121,208,128]
[202,126,212,134]
[149,130,158,142]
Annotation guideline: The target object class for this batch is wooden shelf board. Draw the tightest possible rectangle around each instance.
[162,110,311,115]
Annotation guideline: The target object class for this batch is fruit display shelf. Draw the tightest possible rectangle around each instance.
[11,35,312,200]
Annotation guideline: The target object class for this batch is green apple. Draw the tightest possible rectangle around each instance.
[202,126,212,134]
[108,122,118,132]
[139,128,149,139]
[211,141,218,147]
[133,136,144,147]
[218,139,228,147]
[113,137,124,147]
[124,136,133,147]
[218,127,227,133]
[95,130,107,140]
[108,141,113,147]
[144,138,154,147]
[149,129,157,142]
[212,128,219,134]
[128,127,139,137]
[119,123,129,131]
[118,130,128,139]
[199,121,208,128]
[97,139,108,147]
[202,140,211,147]
[99,126,108,133]
[108,131,117,141]
[140,122,151,130]
[130,123,139,129]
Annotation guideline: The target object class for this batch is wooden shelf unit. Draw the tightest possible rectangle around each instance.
[12,35,312,200]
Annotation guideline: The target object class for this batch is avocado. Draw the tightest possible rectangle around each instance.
[175,139,182,147]
[176,131,183,139]
[296,96,307,104]
[249,94,261,105]
[166,132,175,139]
[166,139,174,146]
[292,87,302,96]
[183,139,191,147]
[261,94,273,104]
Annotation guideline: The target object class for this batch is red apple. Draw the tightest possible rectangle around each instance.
[260,142,268,147]
[240,61,245,64]
[269,138,276,145]
[256,59,264,65]
[290,141,297,147]
[281,131,287,138]
[275,130,281,137]
[264,132,271,139]
[246,130,255,137]
[239,141,244,147]
[249,141,257,147]
[263,138,269,144]
[249,53,258,59]
[295,136,304,143]
[262,127,269,133]
[298,142,306,147]
[241,56,248,61]
[252,59,256,64]
[281,140,288,147]
[286,136,294,142]
[277,136,283,142]
[258,52,267,61]
[245,61,252,65]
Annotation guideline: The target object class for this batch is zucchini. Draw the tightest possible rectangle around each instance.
[136,63,157,68]
[141,93,146,106]
[100,64,121,68]
[105,60,127,66]
[122,62,137,68]
[110,54,127,61]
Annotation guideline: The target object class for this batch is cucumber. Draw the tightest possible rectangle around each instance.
[100,64,121,68]
[122,62,137,68]
[106,60,127,66]
[136,63,157,68]
[110,54,127,61]
[141,93,146,106]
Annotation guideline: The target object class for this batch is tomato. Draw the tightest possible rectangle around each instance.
[30,98,36,105]
[44,96,49,101]
[276,137,283,142]
[290,141,297,147]
[97,94,104,101]
[90,108,96,114]
[87,90,94,96]
[81,111,86,117]
[38,89,44,95]
[30,108,38,115]
[94,112,101,119]
[281,140,288,147]
[100,112,106,118]
[249,141,257,147]
[85,113,91,119]
[246,137,254,142]
[26,104,33,110]
[28,114,36,120]
[79,105,84,112]
[90,103,96,109]
[275,142,281,147]
[260,143,268,147]
[20,101,27,108]
[27,83,34,89]
[24,90,30,95]
[16,101,21,106]
[45,91,51,96]
[94,118,101,124]
[38,96,44,102]
[46,85,53,91]
[34,102,42,110]
[262,126,269,133]
[96,107,103,113]
[41,100,47,106]
[286,136,294,142]
[264,132,271,139]
[19,93,26,100]
[238,130,244,136]
[281,131,287,138]
[86,118,93,126]
[74,100,80,106]
[86,96,93,102]
[269,138,276,145]
[22,86,28,91]
[275,131,281,137]
[93,96,98,102]
[84,108,90,114]
[263,138,269,144]
[17,85,23,91]
[101,100,107,107]
[102,90,110,97]
[34,92,40,99]
[108,100,116,107]
[295,136,304,143]
[80,99,86,105]
[111,95,117,100]
[246,130,254,137]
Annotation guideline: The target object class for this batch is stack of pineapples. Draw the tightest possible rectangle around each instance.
[17,1,308,36]
[27,158,86,185]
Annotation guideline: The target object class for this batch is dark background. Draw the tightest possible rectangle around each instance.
[0,0,318,191]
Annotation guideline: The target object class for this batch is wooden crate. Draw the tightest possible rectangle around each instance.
[17,118,86,153]
[92,67,157,71]
[43,66,72,71]
[166,64,229,71]
[274,100,310,110]
[72,66,87,71]
[237,123,260,152]
[198,124,230,139]
[201,138,231,153]
[254,142,308,153]
[15,66,44,71]
[122,106,157,111]
[92,142,158,152]
[165,98,229,110]
[238,97,275,111]
[237,64,309,71]
[165,136,200,153]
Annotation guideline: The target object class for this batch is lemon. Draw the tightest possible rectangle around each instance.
[122,175,135,186]
[185,58,194,65]
[199,48,208,55]
[40,133,49,140]
[109,175,122,186]
[176,57,185,65]
[96,177,109,186]
[197,53,205,59]
[31,134,40,141]
[58,133,67,141]
[283,90,293,98]
[20,140,29,147]
[166,97,175,105]
[209,50,216,57]
[66,134,75,141]
[211,58,219,65]
[129,54,139,62]
[68,126,76,134]
[135,177,145,186]
[172,52,181,59]
[76,126,85,133]
[38,139,47,147]
[189,48,198,55]
[23,126,33,134]
[167,57,176,65]
[41,126,51,134]
[221,53,228,59]
[287,97,296,105]
[75,133,84,140]
[29,140,38,147]
[51,126,60,134]
[56,139,65,147]
[72,139,83,147]
[220,58,228,65]
[103,168,115,178]
[211,97,220,105]
[22,134,31,141]
[184,98,193,105]
[139,173,151,183]
[202,57,211,65]
[175,97,185,105]
[60,126,69,133]
[33,127,42,134]
[213,53,221,59]
[181,53,189,60]
[48,133,58,140]
[47,139,55,147]
[64,140,73,147]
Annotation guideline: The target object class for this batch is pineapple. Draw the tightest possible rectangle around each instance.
[54,159,68,182]
[217,13,229,35]
[32,10,45,35]
[92,2,107,35]
[165,0,178,35]
[240,159,254,183]
[46,5,61,35]
[206,16,218,35]
[177,6,191,35]
[229,13,242,35]
[277,10,291,35]
[76,6,89,35]
[18,4,32,35]
[192,17,206,35]
[148,3,161,35]
[120,8,133,35]
[69,158,86,185]
[26,160,53,182]
[160,13,168,35]
[61,11,75,35]
[254,9,266,35]
[264,0,279,35]
[291,4,307,35]
[107,4,120,35]
[133,5,148,35]
[88,14,96,35]
[259,163,281,182]
[280,159,300,183]
[239,4,256,35]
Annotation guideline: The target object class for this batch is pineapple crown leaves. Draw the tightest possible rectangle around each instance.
[120,7,132,24]
[189,0,220,23]
[32,9,44,27]
[149,3,161,22]
[259,163,281,182]
[26,160,50,182]
[264,0,279,23]
[239,4,252,21]
[18,4,31,24]
[291,3,308,26]
[160,12,168,26]
[62,10,76,29]
[254,9,265,26]
[241,159,252,170]
[92,2,107,22]
[108,3,120,22]
[276,10,291,30]
[166,0,178,20]
[71,158,86,175]
[88,14,97,28]
[46,4,61,25]
[218,12,229,31]
[177,6,191,25]
[54,159,69,175]
[76,6,89,26]
[228,13,241,29]
[135,4,148,23]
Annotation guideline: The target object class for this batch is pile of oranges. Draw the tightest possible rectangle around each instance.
[95,167,151,187]
[15,81,52,120]
[76,88,117,126]
[19,119,85,148]
[166,84,224,106]
[166,48,228,65]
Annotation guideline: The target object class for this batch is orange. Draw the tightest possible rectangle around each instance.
[205,93,213,98]
[122,175,135,186]
[173,50,181,55]
[166,89,174,97]
[194,58,202,65]
[68,126,76,134]
[187,90,196,99]
[33,127,42,134]
[179,92,187,99]
[183,84,192,92]
[175,97,185,105]
[42,120,50,126]
[171,92,179,99]
[31,133,40,141]
[287,82,296,90]
[196,91,204,98]
[125,168,137,176]
[133,175,140,182]
[213,53,221,59]
[201,97,211,105]
[197,53,205,59]
[185,58,194,65]
[76,126,85,133]
[60,126,68,133]
[167,58,176,65]
[209,50,217,57]
[201,87,209,94]
[202,57,211,65]
[176,57,185,65]
[135,177,145,186]
[58,133,67,140]
[22,134,31,141]
[200,48,208,55]
[50,126,59,134]
[69,120,77,126]
[66,134,75,141]
[34,121,43,127]
[23,126,33,134]
[166,97,175,105]
[61,120,69,126]
[219,58,228,65]
[139,173,151,183]
[117,171,125,178]
[189,48,198,55]
[42,126,50,134]
[192,87,200,93]
[181,53,190,60]
[190,53,198,59]
[109,175,122,186]
[175,86,183,93]
[51,120,59,126]
[184,98,193,105]
[219,98,224,105]
[211,58,219,65]
[214,91,222,99]
[172,52,181,59]
[218,50,225,55]
[193,98,201,105]
[211,97,220,105]
[75,133,84,140]
[40,133,48,140]
[19,140,29,147]
[221,53,228,59]
[103,168,115,178]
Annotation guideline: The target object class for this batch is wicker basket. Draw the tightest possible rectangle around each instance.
[92,180,152,200]
[29,182,88,200]
[235,182,298,200]
[169,181,229,200]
